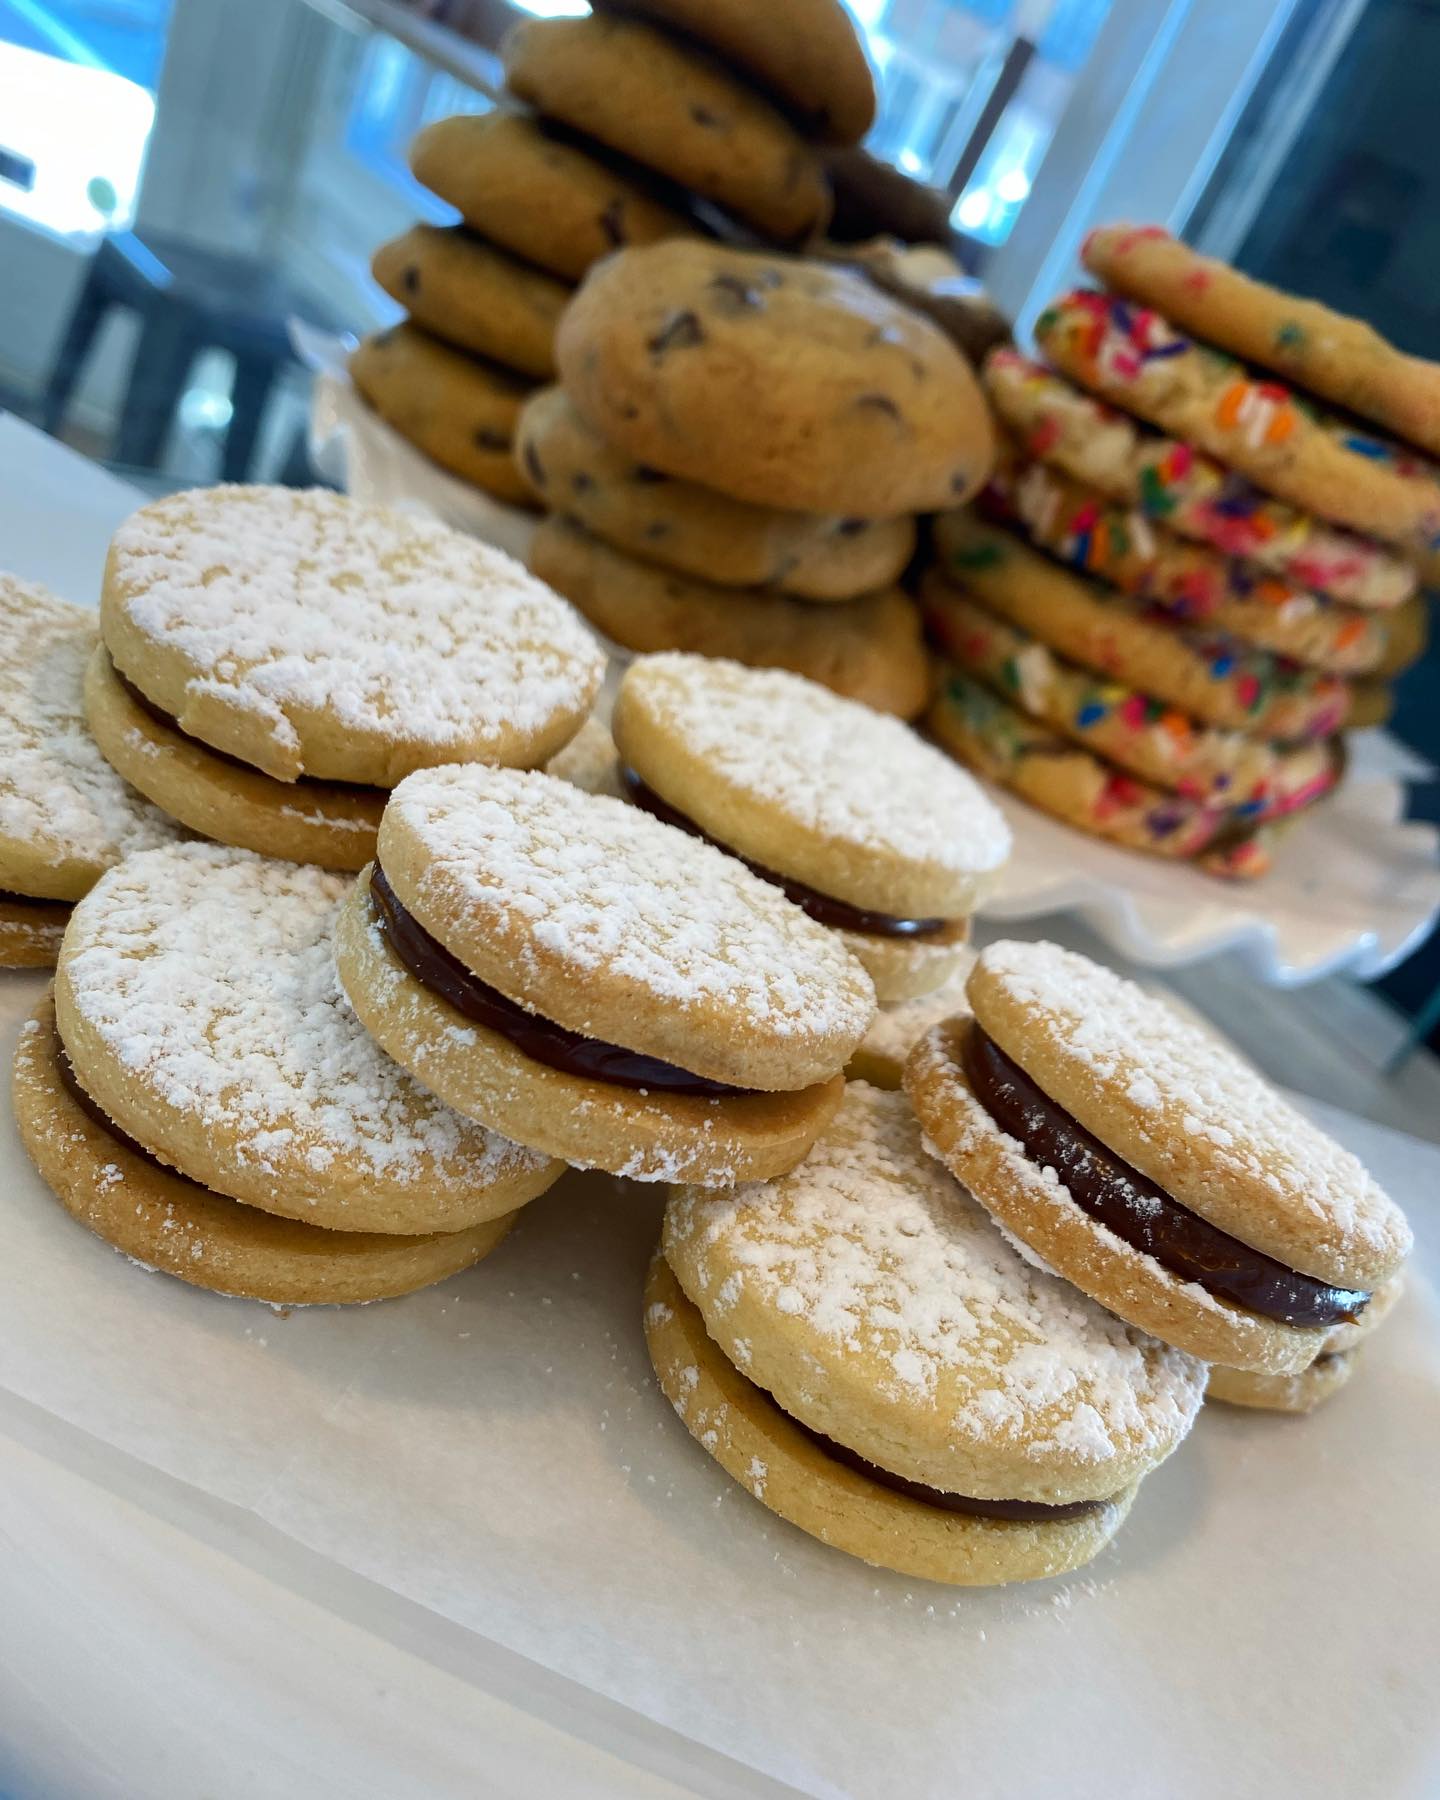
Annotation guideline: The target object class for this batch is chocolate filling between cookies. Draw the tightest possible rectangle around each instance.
[56,1037,177,1173]
[369,866,755,1098]
[960,1020,1368,1328]
[0,886,70,912]
[619,766,954,940]
[116,666,387,796]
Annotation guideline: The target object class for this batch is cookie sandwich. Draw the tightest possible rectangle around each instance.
[1,575,182,968]
[1207,1271,1405,1414]
[612,654,1010,1001]
[335,764,875,1183]
[907,941,1412,1374]
[14,844,562,1305]
[87,485,603,868]
[648,1082,1207,1584]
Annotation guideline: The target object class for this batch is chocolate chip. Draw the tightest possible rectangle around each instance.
[473,427,509,452]
[950,469,972,493]
[402,265,420,295]
[570,471,594,493]
[523,441,545,488]
[837,517,867,536]
[644,521,671,540]
[690,104,723,128]
[855,393,902,420]
[631,464,666,484]
[598,198,626,248]
[620,403,640,421]
[648,310,705,355]
[707,272,767,313]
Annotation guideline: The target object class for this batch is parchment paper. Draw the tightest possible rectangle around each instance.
[1,969,1437,1800]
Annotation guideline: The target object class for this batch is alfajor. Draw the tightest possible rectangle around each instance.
[15,843,562,1305]
[87,484,603,868]
[906,940,1412,1375]
[335,764,875,1183]
[649,1082,1206,1584]
[1,574,182,967]
[612,654,1011,1003]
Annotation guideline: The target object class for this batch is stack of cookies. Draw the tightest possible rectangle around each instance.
[351,0,877,506]
[921,223,1435,878]
[521,236,997,715]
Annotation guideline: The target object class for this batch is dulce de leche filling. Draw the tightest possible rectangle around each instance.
[619,766,955,941]
[961,1021,1368,1329]
[369,865,753,1099]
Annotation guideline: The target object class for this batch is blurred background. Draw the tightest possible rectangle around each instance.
[3,0,1439,1034]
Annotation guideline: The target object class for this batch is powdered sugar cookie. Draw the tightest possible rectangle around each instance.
[556,240,993,517]
[653,1082,1205,1583]
[530,517,930,719]
[922,580,1341,813]
[349,323,535,506]
[371,224,569,379]
[1,576,181,928]
[845,960,973,1087]
[1205,1353,1355,1414]
[932,515,1351,740]
[54,843,561,1235]
[612,654,1009,1002]
[543,714,624,799]
[984,349,1416,610]
[986,448,1393,675]
[926,671,1293,881]
[1035,290,1440,559]
[101,485,603,787]
[906,942,1412,1373]
[515,386,915,601]
[1084,224,1440,459]
[85,646,383,870]
[1,892,72,969]
[14,991,517,1306]
[336,766,874,1183]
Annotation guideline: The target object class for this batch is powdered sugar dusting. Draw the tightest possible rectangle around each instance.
[0,575,181,873]
[107,486,603,755]
[390,765,875,1041]
[626,655,1011,874]
[977,940,1410,1267]
[859,958,975,1067]
[669,1084,1205,1470]
[62,842,548,1192]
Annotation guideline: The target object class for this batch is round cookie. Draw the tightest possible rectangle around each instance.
[515,386,916,601]
[102,483,602,786]
[1084,224,1440,460]
[932,515,1351,741]
[503,15,830,243]
[54,843,563,1234]
[906,942,1412,1374]
[656,1082,1205,1582]
[612,653,1009,1002]
[335,765,874,1183]
[845,960,974,1087]
[530,517,930,719]
[1,574,182,905]
[1,892,71,970]
[926,670,1288,881]
[1205,1351,1356,1415]
[85,646,382,870]
[922,579,1342,813]
[349,323,535,505]
[14,992,516,1307]
[594,0,874,144]
[1035,290,1440,560]
[983,349,1416,610]
[987,448,1393,675]
[556,240,994,517]
[371,225,569,379]
[409,110,694,282]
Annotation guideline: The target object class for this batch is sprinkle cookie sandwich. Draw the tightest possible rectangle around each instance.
[335,764,875,1183]
[611,654,1010,1001]
[648,1081,1207,1584]
[86,485,603,868]
[1,575,182,968]
[14,844,562,1305]
[907,941,1412,1375]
